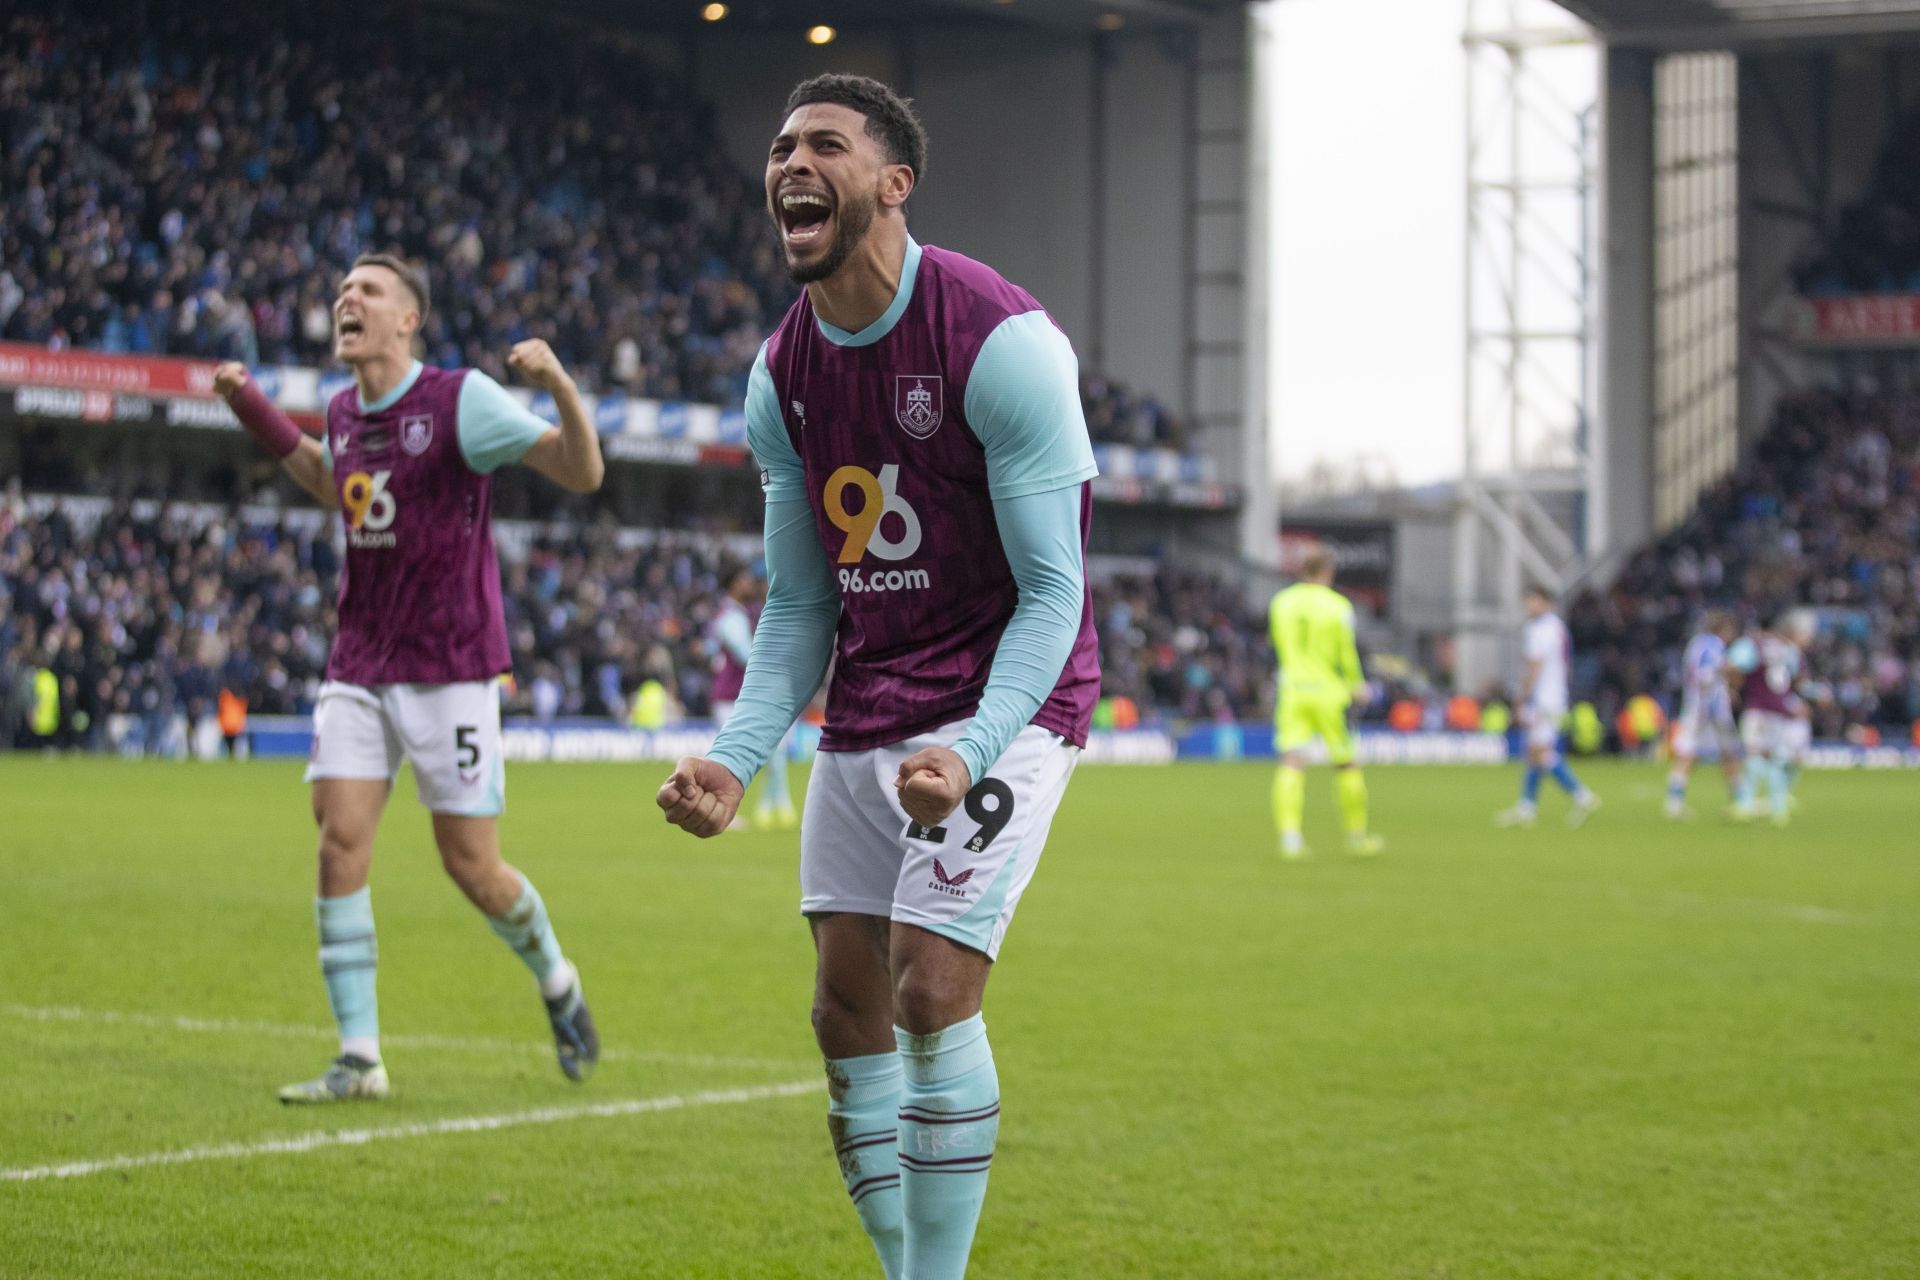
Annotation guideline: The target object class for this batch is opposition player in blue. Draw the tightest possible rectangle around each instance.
[1665,611,1744,820]
[1496,586,1600,828]
[655,76,1101,1279]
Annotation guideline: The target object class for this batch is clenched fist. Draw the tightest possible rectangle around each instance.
[896,746,971,827]
[656,756,746,838]
[506,339,573,394]
[212,362,249,400]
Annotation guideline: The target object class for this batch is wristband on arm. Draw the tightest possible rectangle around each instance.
[227,378,305,459]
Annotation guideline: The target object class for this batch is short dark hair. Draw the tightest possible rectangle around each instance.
[349,252,430,326]
[784,74,928,183]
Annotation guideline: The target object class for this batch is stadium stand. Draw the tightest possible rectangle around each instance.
[1569,385,1920,741]
[0,488,1280,753]
[0,0,1187,447]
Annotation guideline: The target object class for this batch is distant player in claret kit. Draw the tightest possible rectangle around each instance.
[709,563,798,831]
[1665,610,1745,820]
[655,76,1099,1279]
[1728,612,1809,825]
[1269,546,1383,859]
[215,253,605,1103]
[1495,586,1600,828]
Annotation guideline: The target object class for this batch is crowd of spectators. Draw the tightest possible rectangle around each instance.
[0,488,1279,754]
[1,1,789,403]
[1569,384,1920,740]
[1,0,1186,448]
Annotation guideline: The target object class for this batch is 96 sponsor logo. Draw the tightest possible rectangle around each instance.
[825,463,931,593]
[838,565,932,594]
[342,470,398,548]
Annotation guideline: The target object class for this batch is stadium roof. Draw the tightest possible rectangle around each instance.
[1557,0,1920,48]
[503,0,1244,35]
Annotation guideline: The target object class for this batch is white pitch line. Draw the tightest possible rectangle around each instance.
[3,1005,807,1072]
[0,1080,821,1184]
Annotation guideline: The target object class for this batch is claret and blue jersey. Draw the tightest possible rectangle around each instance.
[709,237,1102,789]
[319,359,551,686]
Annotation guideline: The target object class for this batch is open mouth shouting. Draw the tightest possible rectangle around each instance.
[778,186,834,251]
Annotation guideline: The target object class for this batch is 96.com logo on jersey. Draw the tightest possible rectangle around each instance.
[342,470,399,549]
[825,464,931,594]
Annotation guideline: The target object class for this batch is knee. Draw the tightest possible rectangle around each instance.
[892,966,965,1037]
[315,819,369,873]
[811,975,881,1046]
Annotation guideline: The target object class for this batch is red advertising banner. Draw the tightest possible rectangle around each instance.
[1801,295,1920,346]
[0,342,221,397]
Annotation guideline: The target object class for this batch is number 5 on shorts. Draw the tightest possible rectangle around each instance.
[456,725,480,770]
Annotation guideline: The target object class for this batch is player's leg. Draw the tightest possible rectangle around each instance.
[1717,713,1747,812]
[885,723,1077,1280]
[890,925,996,1280]
[1273,697,1310,857]
[803,750,911,1279]
[1495,728,1547,826]
[402,683,598,1081]
[1535,709,1599,823]
[812,912,905,1279]
[282,682,398,1103]
[1734,712,1767,820]
[1666,715,1698,819]
[1321,702,1381,855]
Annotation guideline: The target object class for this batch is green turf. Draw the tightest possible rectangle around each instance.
[1,757,1916,1278]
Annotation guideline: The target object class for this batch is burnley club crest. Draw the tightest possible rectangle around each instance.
[894,375,943,439]
[399,414,434,456]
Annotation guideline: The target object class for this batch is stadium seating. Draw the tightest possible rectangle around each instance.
[0,490,1279,753]
[0,1,1185,447]
[1569,385,1920,741]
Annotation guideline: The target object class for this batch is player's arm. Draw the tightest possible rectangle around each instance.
[502,340,604,492]
[1336,603,1365,698]
[213,363,336,508]
[898,312,1098,825]
[659,347,840,837]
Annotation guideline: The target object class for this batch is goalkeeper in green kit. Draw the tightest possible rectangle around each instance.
[1269,547,1384,859]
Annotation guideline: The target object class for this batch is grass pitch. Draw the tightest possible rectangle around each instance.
[1,757,1916,1278]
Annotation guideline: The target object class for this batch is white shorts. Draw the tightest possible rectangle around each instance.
[1525,701,1567,752]
[799,721,1080,960]
[1740,709,1793,761]
[1672,702,1741,762]
[306,681,505,816]
[1783,716,1812,756]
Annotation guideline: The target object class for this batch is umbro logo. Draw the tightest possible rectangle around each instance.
[335,433,350,454]
[791,400,807,426]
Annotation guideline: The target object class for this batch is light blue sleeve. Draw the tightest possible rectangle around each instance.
[706,346,840,788]
[319,434,334,472]
[1727,637,1758,673]
[457,370,555,474]
[965,311,1099,500]
[746,344,806,501]
[948,485,1086,786]
[713,609,753,666]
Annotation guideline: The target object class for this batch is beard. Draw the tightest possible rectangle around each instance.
[784,184,877,285]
